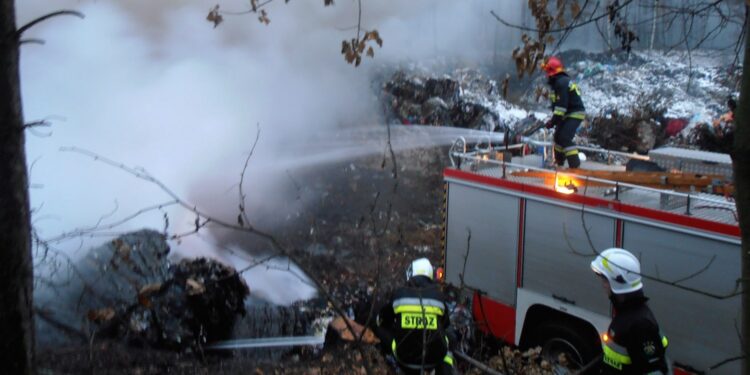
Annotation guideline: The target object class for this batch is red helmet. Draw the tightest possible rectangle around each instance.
[541,56,564,77]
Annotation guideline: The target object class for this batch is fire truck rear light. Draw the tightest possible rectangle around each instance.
[435,267,445,282]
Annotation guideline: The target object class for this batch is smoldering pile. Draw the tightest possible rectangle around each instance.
[36,230,249,352]
[381,68,530,131]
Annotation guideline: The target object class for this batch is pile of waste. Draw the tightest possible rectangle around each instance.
[583,92,667,153]
[378,49,739,154]
[524,50,737,120]
[35,230,249,351]
[466,346,570,375]
[520,49,738,152]
[381,68,530,131]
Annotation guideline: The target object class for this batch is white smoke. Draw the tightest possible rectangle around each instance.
[19,0,523,303]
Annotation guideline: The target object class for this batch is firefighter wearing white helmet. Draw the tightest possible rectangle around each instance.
[591,248,670,374]
[373,258,456,375]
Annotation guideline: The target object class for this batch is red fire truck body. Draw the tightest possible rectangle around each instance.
[442,147,740,374]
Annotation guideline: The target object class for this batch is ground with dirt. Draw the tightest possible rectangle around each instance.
[36,145,455,374]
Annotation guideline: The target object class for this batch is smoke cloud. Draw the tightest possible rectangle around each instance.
[19,0,522,303]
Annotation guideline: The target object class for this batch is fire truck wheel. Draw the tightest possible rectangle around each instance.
[529,321,599,370]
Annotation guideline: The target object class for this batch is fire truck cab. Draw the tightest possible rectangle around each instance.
[442,142,741,374]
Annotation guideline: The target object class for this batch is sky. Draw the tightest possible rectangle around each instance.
[18,0,523,304]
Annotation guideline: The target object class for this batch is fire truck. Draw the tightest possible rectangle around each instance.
[442,139,741,374]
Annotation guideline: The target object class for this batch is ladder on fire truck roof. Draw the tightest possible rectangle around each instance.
[447,137,737,227]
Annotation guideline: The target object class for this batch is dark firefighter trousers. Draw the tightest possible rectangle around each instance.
[553,117,581,168]
[375,330,456,375]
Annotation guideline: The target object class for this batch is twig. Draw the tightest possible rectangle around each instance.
[490,0,635,34]
[34,307,88,343]
[19,38,45,45]
[238,124,261,228]
[16,10,85,38]
[219,0,275,15]
[23,120,51,129]
[44,200,179,243]
[574,177,742,300]
[708,355,748,371]
[454,350,505,375]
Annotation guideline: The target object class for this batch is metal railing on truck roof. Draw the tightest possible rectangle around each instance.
[447,144,738,228]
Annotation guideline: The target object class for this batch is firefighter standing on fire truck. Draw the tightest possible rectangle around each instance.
[591,248,670,374]
[541,56,585,168]
[373,258,455,374]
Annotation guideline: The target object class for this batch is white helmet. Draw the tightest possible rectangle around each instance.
[590,248,642,294]
[406,258,434,281]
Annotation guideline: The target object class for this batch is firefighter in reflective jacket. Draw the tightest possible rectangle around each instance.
[374,258,455,374]
[591,248,670,374]
[541,56,585,168]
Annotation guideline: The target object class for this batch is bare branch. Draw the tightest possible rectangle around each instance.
[490,0,635,34]
[44,200,180,244]
[19,38,45,46]
[219,0,275,16]
[285,170,302,200]
[672,255,716,284]
[16,10,85,38]
[709,355,748,371]
[574,179,742,300]
[34,307,88,343]
[238,124,261,228]
[23,120,51,129]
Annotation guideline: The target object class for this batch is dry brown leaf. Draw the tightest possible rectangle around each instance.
[206,5,223,28]
[571,0,581,18]
[366,30,383,47]
[258,9,270,25]
[366,46,374,58]
[87,307,115,322]
[329,317,380,344]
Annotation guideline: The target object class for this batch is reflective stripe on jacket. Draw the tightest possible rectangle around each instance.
[377,275,451,370]
[548,72,585,125]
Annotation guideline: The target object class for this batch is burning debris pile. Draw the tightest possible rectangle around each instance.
[36,230,249,351]
[381,68,529,131]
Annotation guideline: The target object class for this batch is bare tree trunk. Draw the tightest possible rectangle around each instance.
[0,1,35,374]
[733,7,750,375]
